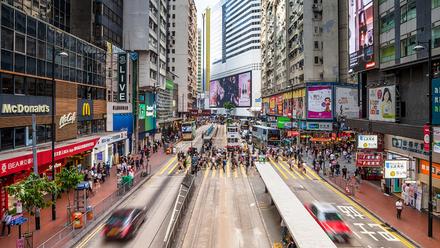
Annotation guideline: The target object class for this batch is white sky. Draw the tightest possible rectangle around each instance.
[195,0,214,30]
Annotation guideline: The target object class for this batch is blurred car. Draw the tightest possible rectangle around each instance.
[103,208,146,240]
[305,202,351,242]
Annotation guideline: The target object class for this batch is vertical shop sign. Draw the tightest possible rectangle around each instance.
[432,78,440,124]
[424,124,430,152]
[434,127,440,153]
[118,53,127,102]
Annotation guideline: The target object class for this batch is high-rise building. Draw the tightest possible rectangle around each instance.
[201,7,211,110]
[168,0,198,114]
[209,0,262,117]
[0,0,131,217]
[197,29,203,108]
[70,0,124,49]
[123,0,174,138]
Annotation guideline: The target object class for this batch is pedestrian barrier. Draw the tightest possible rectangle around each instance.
[163,174,196,248]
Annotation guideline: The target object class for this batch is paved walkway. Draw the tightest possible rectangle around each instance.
[0,147,170,248]
[302,153,440,248]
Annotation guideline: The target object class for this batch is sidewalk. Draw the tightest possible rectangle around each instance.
[0,147,171,248]
[303,154,440,248]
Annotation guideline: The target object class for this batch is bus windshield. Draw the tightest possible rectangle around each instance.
[267,129,280,141]
[182,122,194,133]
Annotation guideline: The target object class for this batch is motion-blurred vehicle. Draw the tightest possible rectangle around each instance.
[304,202,351,243]
[103,208,146,240]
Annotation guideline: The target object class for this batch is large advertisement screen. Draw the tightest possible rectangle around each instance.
[307,86,333,119]
[368,85,395,122]
[335,87,359,118]
[209,71,252,107]
[145,92,156,132]
[349,0,375,71]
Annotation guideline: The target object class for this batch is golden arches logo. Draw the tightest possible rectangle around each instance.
[82,102,91,116]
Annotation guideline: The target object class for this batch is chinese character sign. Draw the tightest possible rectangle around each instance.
[432,78,440,124]
[384,160,408,179]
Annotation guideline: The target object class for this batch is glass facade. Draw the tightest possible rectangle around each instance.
[0,3,105,89]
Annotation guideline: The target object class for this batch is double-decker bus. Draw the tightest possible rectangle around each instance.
[251,125,280,148]
[226,124,240,150]
[181,121,196,141]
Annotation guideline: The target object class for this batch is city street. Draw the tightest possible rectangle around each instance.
[265,157,412,248]
[179,125,270,248]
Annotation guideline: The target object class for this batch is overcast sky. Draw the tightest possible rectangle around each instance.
[195,0,213,29]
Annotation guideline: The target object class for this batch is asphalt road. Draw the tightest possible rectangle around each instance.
[73,125,210,248]
[264,157,414,248]
[179,124,271,248]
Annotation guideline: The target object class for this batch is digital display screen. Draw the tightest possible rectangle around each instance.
[209,71,252,107]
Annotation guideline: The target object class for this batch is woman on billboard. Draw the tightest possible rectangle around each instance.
[380,87,395,120]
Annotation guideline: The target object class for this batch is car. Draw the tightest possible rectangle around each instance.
[103,208,146,240]
[304,202,351,243]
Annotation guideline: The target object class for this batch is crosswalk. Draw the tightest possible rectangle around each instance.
[157,156,251,178]
[268,157,323,181]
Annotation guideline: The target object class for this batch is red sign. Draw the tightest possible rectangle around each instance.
[287,131,299,137]
[276,95,283,116]
[420,160,440,180]
[424,124,430,152]
[356,152,383,167]
[0,138,99,177]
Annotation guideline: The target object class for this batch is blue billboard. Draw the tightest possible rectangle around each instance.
[113,113,133,135]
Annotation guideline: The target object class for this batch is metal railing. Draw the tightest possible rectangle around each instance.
[37,172,144,248]
[163,174,195,248]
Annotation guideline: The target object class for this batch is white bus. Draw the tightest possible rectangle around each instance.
[226,124,240,150]
[251,125,280,148]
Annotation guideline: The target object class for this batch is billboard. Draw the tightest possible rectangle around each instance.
[384,160,408,179]
[145,93,156,132]
[432,78,440,124]
[368,85,395,122]
[307,86,333,119]
[349,0,375,71]
[357,135,377,149]
[209,71,252,107]
[335,87,359,118]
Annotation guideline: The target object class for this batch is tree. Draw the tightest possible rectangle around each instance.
[223,101,236,116]
[56,166,84,215]
[7,173,59,232]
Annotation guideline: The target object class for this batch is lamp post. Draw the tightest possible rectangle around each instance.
[413,39,433,237]
[51,47,68,220]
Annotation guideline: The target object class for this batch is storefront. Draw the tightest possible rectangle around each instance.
[92,131,129,167]
[419,160,440,213]
[355,152,383,180]
[0,137,100,216]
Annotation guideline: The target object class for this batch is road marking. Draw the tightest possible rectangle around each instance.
[277,160,298,179]
[220,166,224,178]
[168,161,178,175]
[212,168,216,177]
[158,156,177,175]
[280,160,305,179]
[320,180,415,247]
[204,167,210,178]
[240,165,247,178]
[269,158,288,179]
[352,231,362,239]
[227,161,231,178]
[234,166,238,178]
[75,222,105,248]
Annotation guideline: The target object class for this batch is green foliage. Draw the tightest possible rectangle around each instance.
[223,101,236,111]
[56,166,84,193]
[7,173,59,216]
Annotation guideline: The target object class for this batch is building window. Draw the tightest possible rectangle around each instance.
[0,128,14,150]
[380,11,394,33]
[27,77,36,95]
[14,76,25,94]
[380,43,395,63]
[14,127,26,148]
[400,0,416,23]
[1,5,14,29]
[15,33,26,53]
[14,53,25,73]
[400,35,416,57]
[15,11,26,33]
[1,50,13,70]
[0,73,13,94]
[314,56,319,64]
[314,41,319,49]
[1,27,14,50]
[433,26,440,48]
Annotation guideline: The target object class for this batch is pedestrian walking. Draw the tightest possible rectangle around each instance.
[1,209,11,237]
[396,199,403,219]
[342,165,348,179]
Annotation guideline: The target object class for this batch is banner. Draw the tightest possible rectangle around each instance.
[384,160,408,179]
[307,86,333,119]
[335,87,359,118]
[424,124,430,152]
[276,95,283,116]
[118,53,127,102]
[145,93,156,132]
[368,85,396,122]
[432,78,440,124]
[269,96,276,115]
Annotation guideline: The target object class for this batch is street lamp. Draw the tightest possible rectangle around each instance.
[413,39,433,237]
[51,48,68,221]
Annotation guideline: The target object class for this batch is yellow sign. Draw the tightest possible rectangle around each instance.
[273,243,283,248]
[82,102,91,116]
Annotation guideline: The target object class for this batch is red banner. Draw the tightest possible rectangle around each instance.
[287,131,300,137]
[0,138,99,177]
[424,124,430,152]
[356,152,383,167]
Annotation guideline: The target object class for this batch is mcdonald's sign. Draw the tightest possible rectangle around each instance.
[77,99,93,120]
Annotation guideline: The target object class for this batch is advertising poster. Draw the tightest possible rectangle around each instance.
[307,86,333,119]
[349,0,375,71]
[145,93,156,132]
[269,96,276,115]
[368,85,396,122]
[357,135,378,149]
[432,78,440,124]
[434,127,440,153]
[276,94,283,116]
[283,92,293,117]
[209,71,252,107]
[138,104,146,120]
[384,160,408,179]
[335,87,359,118]
[292,97,305,119]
